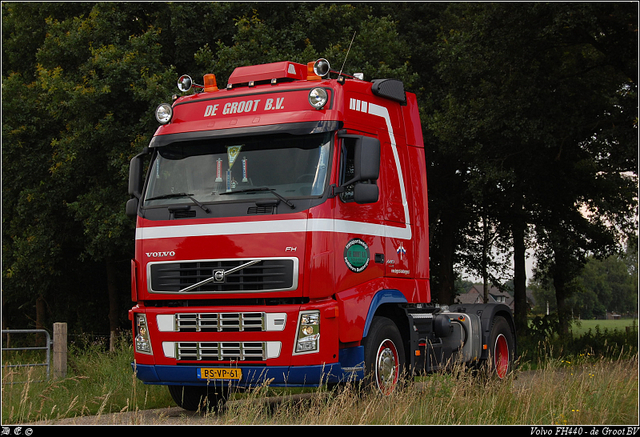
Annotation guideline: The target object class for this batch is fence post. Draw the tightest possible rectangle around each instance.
[53,322,67,378]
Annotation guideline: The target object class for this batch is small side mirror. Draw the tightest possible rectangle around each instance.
[125,197,139,219]
[354,183,379,204]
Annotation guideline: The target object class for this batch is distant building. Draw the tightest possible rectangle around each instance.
[455,285,514,310]
[456,284,536,312]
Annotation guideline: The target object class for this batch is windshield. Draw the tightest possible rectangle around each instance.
[143,132,332,208]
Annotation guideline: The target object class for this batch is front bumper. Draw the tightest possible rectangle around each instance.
[130,300,365,388]
[132,345,364,388]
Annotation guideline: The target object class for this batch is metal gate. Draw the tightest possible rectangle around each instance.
[2,329,51,384]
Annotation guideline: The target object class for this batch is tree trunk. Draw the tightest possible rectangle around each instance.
[553,263,571,338]
[36,295,46,346]
[513,219,528,335]
[435,215,457,305]
[106,257,119,352]
[481,213,490,303]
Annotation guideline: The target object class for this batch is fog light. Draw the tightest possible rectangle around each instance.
[295,310,320,354]
[308,88,328,110]
[155,103,173,124]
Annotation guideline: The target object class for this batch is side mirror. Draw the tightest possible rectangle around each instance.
[337,133,380,204]
[353,136,380,182]
[339,133,380,186]
[126,148,149,218]
[128,151,146,198]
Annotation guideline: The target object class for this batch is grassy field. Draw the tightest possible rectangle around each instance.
[2,333,638,425]
[570,318,638,336]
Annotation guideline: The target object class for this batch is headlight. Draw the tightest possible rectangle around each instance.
[308,88,329,110]
[155,103,173,124]
[295,310,320,354]
[135,314,153,354]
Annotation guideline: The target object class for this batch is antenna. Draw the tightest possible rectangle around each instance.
[339,31,357,78]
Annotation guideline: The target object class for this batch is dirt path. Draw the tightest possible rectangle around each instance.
[32,392,322,425]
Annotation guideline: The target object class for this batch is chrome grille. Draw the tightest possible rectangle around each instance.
[148,258,297,294]
[176,341,266,361]
[176,312,264,332]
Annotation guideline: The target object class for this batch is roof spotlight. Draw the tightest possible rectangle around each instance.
[177,75,193,92]
[155,103,173,124]
[308,87,329,110]
[313,58,331,78]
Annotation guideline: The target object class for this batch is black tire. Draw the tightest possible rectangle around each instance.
[486,316,515,379]
[362,316,406,395]
[168,384,228,412]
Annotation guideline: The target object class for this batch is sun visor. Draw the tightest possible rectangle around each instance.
[148,121,343,148]
[371,79,406,105]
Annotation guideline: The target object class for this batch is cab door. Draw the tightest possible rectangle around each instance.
[332,133,385,293]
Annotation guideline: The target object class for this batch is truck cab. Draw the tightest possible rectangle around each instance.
[127,59,515,411]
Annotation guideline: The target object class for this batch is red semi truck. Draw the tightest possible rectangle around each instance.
[126,59,516,411]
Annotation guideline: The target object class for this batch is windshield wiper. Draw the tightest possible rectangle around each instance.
[145,192,210,213]
[220,187,295,209]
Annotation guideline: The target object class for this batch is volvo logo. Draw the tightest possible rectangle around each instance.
[146,251,175,258]
[213,270,225,283]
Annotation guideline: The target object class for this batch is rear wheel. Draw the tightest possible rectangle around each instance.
[362,316,406,395]
[168,385,228,412]
[487,316,515,379]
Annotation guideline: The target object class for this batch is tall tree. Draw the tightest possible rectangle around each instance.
[3,3,176,337]
[426,3,637,335]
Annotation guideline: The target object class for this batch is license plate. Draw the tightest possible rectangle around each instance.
[198,368,242,380]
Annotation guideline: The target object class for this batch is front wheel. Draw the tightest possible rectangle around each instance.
[362,316,406,395]
[168,384,228,412]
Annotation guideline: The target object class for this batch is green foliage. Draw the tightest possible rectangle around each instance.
[519,316,638,363]
[531,253,638,318]
[2,3,637,341]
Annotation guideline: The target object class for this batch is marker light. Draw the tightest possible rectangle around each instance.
[177,75,192,92]
[204,74,218,92]
[155,103,173,124]
[308,87,328,110]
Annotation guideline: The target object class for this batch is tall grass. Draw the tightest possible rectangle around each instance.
[212,355,637,425]
[2,334,173,424]
[2,334,638,425]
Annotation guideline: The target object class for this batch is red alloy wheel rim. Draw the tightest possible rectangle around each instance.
[494,333,509,379]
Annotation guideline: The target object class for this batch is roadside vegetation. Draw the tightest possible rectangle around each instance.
[2,320,637,425]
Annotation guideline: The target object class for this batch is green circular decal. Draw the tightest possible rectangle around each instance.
[344,238,370,273]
